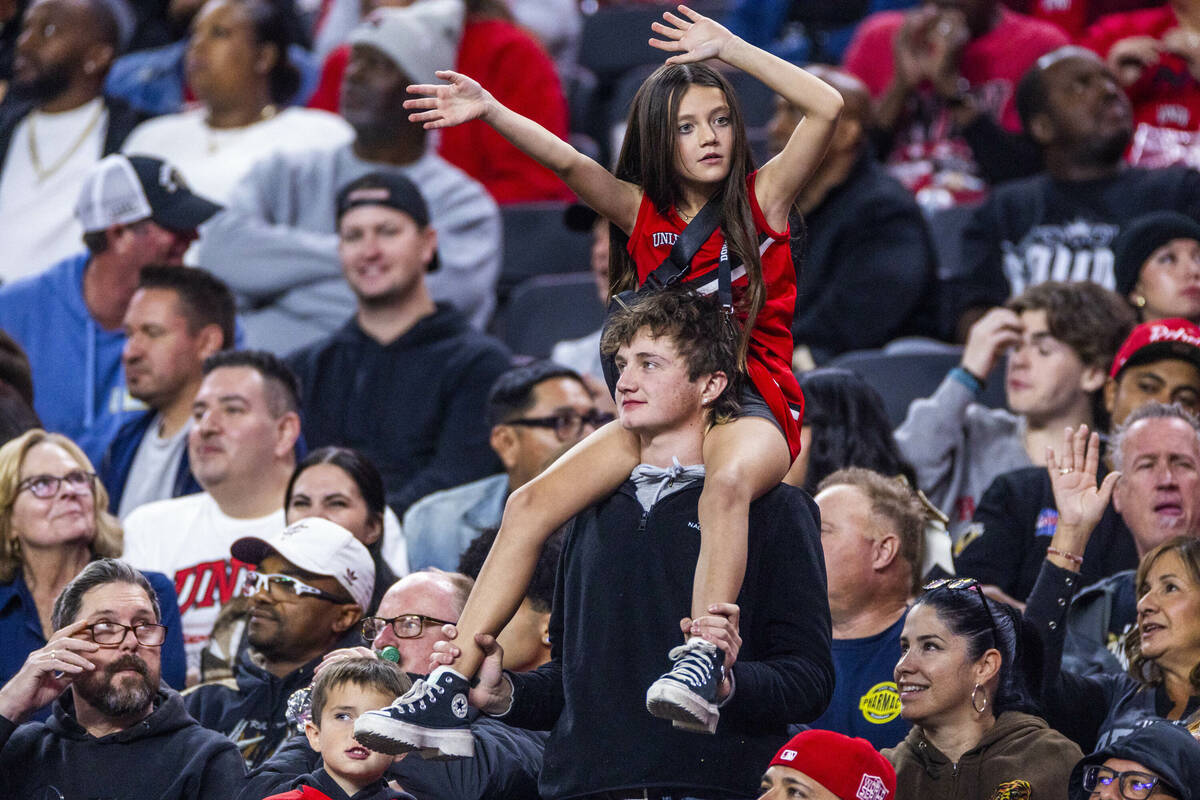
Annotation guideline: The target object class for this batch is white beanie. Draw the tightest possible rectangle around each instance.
[348,0,465,88]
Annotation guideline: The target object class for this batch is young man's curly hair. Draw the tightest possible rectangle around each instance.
[600,287,740,421]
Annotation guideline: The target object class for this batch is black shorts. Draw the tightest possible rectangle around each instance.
[732,381,783,435]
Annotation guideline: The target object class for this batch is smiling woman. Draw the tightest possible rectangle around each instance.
[0,430,187,696]
[884,580,1082,800]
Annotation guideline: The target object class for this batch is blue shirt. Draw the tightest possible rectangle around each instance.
[809,611,911,750]
[0,568,187,713]
[0,252,145,466]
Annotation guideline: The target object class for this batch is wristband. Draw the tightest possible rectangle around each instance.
[1046,547,1083,567]
[949,366,985,395]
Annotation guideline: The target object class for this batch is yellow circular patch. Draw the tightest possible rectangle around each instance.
[858,682,902,724]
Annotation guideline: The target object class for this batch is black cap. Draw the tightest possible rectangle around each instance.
[1113,211,1200,297]
[1068,720,1200,800]
[335,172,438,271]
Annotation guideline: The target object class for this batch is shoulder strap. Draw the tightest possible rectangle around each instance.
[642,195,724,292]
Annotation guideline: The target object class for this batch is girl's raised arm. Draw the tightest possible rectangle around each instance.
[405,70,643,234]
[649,5,843,230]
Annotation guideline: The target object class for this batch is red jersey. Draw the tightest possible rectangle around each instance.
[1081,6,1200,169]
[626,173,804,459]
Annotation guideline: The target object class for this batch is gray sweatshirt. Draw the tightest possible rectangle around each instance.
[194,143,501,355]
[894,373,1031,543]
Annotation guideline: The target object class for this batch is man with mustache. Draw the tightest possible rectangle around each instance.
[184,518,374,768]
[0,558,246,797]
[0,0,145,279]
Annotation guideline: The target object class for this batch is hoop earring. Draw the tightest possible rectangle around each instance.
[971,683,988,714]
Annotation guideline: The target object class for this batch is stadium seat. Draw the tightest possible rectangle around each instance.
[828,346,1007,429]
[499,203,593,302]
[500,272,606,359]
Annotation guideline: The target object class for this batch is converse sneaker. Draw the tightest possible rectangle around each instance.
[353,666,475,758]
[645,638,724,734]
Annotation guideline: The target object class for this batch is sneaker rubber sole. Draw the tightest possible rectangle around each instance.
[645,678,719,734]
[353,713,475,758]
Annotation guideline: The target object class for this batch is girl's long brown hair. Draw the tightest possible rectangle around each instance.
[608,63,762,368]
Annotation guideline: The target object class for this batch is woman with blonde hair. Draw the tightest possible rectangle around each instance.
[0,430,186,695]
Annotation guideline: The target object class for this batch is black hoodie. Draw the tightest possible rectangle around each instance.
[0,688,246,799]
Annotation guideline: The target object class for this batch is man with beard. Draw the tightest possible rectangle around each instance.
[0,153,221,466]
[0,0,145,280]
[287,172,510,517]
[0,558,245,797]
[195,2,501,353]
[184,518,374,768]
[947,46,1200,341]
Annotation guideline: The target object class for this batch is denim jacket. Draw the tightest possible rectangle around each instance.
[402,473,508,571]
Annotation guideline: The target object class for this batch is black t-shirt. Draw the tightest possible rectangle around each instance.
[955,465,1139,602]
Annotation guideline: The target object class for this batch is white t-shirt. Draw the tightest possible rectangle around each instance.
[121,106,353,205]
[117,415,190,519]
[0,98,107,282]
[122,492,284,676]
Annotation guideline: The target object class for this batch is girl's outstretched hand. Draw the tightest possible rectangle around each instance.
[404,70,492,130]
[649,5,735,65]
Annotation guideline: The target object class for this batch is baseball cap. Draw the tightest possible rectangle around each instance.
[348,0,463,89]
[231,517,376,613]
[75,154,222,234]
[1068,720,1200,800]
[768,730,896,800]
[335,172,439,272]
[1113,211,1200,297]
[1109,318,1200,379]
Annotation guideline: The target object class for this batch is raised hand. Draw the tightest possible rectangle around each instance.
[1107,35,1163,86]
[0,619,98,723]
[404,70,494,130]
[649,5,736,65]
[893,6,940,90]
[1047,425,1119,535]
[961,307,1023,382]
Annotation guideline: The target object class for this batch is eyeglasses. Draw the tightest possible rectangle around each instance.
[82,621,168,647]
[922,577,1000,648]
[1082,766,1167,800]
[505,409,615,441]
[241,571,351,604]
[361,613,454,641]
[17,470,96,499]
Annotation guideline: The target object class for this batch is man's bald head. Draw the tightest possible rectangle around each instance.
[768,65,871,159]
[373,570,474,673]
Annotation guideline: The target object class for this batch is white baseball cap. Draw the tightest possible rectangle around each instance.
[232,517,375,613]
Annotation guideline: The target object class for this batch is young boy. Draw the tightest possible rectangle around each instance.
[262,659,412,800]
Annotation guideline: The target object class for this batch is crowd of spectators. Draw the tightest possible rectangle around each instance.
[4,0,1200,797]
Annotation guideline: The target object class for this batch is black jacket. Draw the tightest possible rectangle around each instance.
[793,153,937,363]
[185,629,362,769]
[240,716,546,800]
[0,93,145,175]
[501,479,834,800]
[287,305,511,516]
[956,465,1139,602]
[1025,560,1200,753]
[0,688,246,798]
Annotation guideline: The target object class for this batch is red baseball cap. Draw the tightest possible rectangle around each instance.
[768,730,896,800]
[1109,318,1200,379]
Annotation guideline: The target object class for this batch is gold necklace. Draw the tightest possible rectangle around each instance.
[27,102,105,183]
[678,207,694,222]
[205,104,278,154]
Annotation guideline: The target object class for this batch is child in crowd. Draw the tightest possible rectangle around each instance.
[263,658,411,800]
[354,3,843,757]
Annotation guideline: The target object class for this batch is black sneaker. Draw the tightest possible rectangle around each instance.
[645,639,723,734]
[353,667,475,758]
